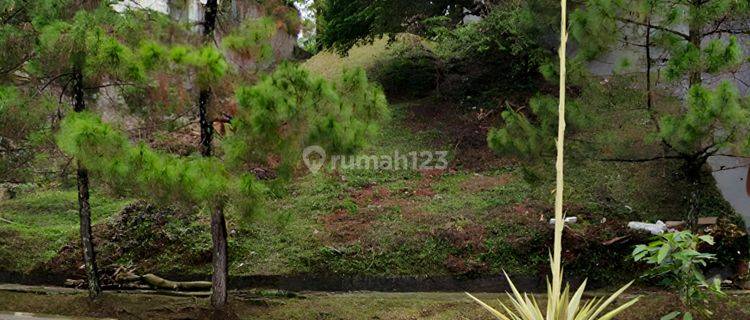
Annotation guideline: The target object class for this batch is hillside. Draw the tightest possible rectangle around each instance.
[1,37,745,291]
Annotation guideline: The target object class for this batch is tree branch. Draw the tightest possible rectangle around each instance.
[616,17,690,41]
[36,72,72,96]
[597,155,684,162]
[702,28,750,37]
[84,81,138,90]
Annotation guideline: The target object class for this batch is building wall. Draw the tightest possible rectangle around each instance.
[115,0,298,64]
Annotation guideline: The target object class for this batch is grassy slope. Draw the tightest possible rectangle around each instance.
[302,37,394,80]
[0,38,741,283]
[0,190,131,272]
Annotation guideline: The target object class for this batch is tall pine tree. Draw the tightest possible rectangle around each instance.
[489,0,750,223]
[0,1,176,298]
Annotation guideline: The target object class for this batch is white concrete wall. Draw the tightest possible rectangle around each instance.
[113,0,298,64]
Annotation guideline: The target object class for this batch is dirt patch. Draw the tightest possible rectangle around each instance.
[403,98,513,171]
[433,223,486,252]
[36,201,211,281]
[432,222,489,274]
[320,209,377,244]
[349,185,391,206]
[484,200,547,222]
[460,173,511,192]
[418,168,447,179]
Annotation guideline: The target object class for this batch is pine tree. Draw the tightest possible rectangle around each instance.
[0,1,167,298]
[56,62,388,308]
[572,0,750,223]
[81,3,286,307]
[489,0,750,222]
[569,0,750,161]
[40,7,149,299]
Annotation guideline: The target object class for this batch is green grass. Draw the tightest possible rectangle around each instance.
[0,189,131,272]
[303,38,393,80]
[0,96,737,279]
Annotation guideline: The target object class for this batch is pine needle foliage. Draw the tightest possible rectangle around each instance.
[488,96,584,158]
[56,62,388,213]
[569,0,750,163]
[30,6,146,85]
[658,81,750,155]
[139,42,228,88]
[491,0,750,164]
[0,85,56,180]
[221,17,276,61]
[55,111,266,212]
[2,1,179,178]
[224,62,389,177]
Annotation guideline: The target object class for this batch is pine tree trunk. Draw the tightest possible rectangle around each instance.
[210,205,228,308]
[73,70,101,298]
[685,0,703,226]
[199,0,218,157]
[686,171,702,227]
[76,164,100,298]
[645,16,652,112]
[200,0,229,309]
[685,157,705,227]
[204,0,218,37]
[199,88,213,157]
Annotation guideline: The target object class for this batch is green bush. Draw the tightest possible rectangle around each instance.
[369,37,440,98]
[633,231,724,318]
[428,1,554,106]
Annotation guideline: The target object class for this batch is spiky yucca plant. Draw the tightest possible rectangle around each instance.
[466,0,640,318]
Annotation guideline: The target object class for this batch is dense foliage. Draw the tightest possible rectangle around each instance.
[0,86,56,181]
[429,0,553,93]
[487,96,584,157]
[346,1,555,105]
[56,61,387,212]
[314,0,487,54]
[225,63,388,177]
[484,0,750,174]
[56,111,249,209]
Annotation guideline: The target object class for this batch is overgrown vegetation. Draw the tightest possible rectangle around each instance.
[1,0,749,318]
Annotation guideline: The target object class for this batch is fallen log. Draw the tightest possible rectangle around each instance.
[141,273,212,291]
[113,289,212,297]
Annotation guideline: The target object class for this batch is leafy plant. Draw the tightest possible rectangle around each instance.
[466,0,639,318]
[633,231,724,318]
[430,0,553,105]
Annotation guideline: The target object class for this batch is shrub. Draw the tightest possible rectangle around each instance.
[369,36,440,98]
[633,231,724,318]
[428,1,554,106]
